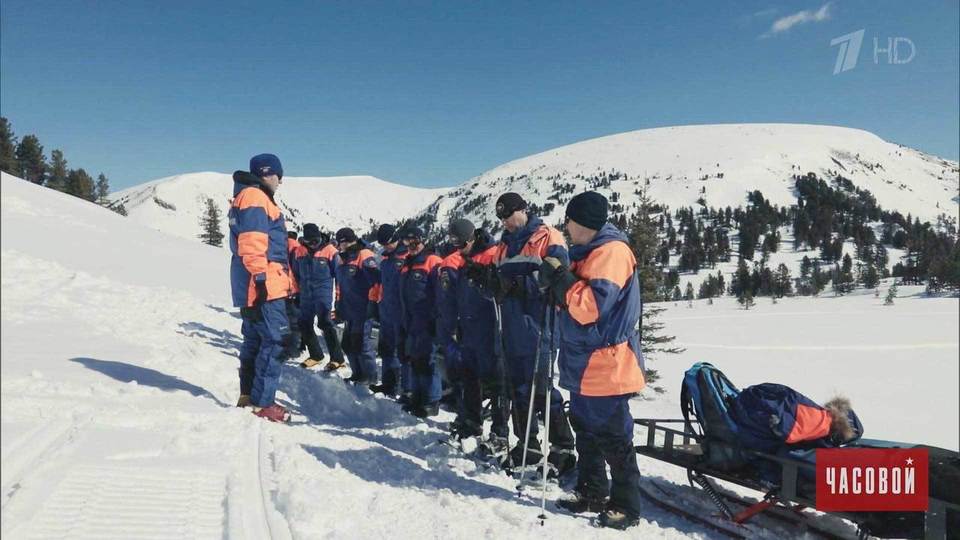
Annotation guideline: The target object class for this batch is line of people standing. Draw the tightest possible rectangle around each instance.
[228,153,648,529]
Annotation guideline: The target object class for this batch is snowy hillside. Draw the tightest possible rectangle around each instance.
[109,172,448,243]
[428,123,958,229]
[3,171,958,539]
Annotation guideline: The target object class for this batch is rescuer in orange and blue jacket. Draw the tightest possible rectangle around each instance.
[332,227,380,384]
[447,219,511,451]
[292,223,344,369]
[368,224,408,398]
[398,226,443,418]
[437,240,464,419]
[228,154,295,423]
[485,192,576,472]
[287,231,301,271]
[538,191,644,529]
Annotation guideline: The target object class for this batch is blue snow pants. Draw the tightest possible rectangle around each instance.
[343,318,378,383]
[569,393,642,517]
[239,298,291,407]
[377,317,403,393]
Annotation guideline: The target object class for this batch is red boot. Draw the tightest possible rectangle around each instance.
[252,403,290,423]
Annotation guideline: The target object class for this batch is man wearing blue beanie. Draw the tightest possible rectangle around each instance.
[229,153,296,422]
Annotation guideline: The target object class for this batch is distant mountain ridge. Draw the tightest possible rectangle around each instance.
[422,123,957,234]
[110,172,449,243]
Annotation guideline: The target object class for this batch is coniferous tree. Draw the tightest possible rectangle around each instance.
[738,289,755,310]
[15,134,46,185]
[46,149,69,192]
[198,197,225,247]
[812,263,828,296]
[731,259,751,297]
[859,261,880,289]
[683,282,694,301]
[0,117,18,175]
[884,280,898,305]
[624,189,682,385]
[95,173,110,204]
[773,263,793,297]
[66,168,96,201]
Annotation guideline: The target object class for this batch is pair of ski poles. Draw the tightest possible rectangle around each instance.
[495,298,557,525]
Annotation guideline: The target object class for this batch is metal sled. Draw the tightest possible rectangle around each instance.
[633,418,958,540]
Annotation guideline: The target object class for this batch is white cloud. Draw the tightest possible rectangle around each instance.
[761,3,831,38]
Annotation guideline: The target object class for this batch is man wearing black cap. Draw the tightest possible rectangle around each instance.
[291,223,345,369]
[538,191,645,529]
[331,227,380,384]
[397,225,444,417]
[369,223,407,397]
[437,226,465,418]
[488,192,577,474]
[448,219,512,456]
[228,153,295,422]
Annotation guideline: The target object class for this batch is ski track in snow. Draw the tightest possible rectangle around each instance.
[2,173,958,539]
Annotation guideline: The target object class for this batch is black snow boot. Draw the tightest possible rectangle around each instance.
[597,507,640,530]
[556,491,607,514]
[450,419,482,440]
[477,434,510,464]
[413,402,440,418]
[510,439,544,468]
[369,383,398,398]
[548,446,578,478]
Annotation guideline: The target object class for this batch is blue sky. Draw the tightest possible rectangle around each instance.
[1,1,957,190]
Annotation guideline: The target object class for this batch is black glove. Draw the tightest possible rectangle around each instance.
[240,306,262,322]
[538,257,578,306]
[253,279,268,306]
[366,301,380,323]
[463,260,487,283]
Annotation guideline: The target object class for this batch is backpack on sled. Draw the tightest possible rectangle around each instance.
[680,362,747,470]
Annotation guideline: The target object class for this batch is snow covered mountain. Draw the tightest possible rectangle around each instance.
[109,125,957,251]
[2,171,958,538]
[109,172,449,243]
[426,123,958,231]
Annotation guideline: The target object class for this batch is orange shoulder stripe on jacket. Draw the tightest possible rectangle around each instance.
[233,187,280,220]
[471,246,498,265]
[319,244,338,258]
[524,225,566,257]
[575,241,635,288]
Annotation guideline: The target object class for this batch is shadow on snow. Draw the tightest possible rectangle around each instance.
[69,357,229,407]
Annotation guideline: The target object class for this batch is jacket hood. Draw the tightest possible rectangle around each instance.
[569,223,629,262]
[500,213,543,245]
[469,229,494,255]
[233,170,275,200]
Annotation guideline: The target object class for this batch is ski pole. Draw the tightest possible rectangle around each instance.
[538,306,555,524]
[490,295,521,472]
[517,302,550,494]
